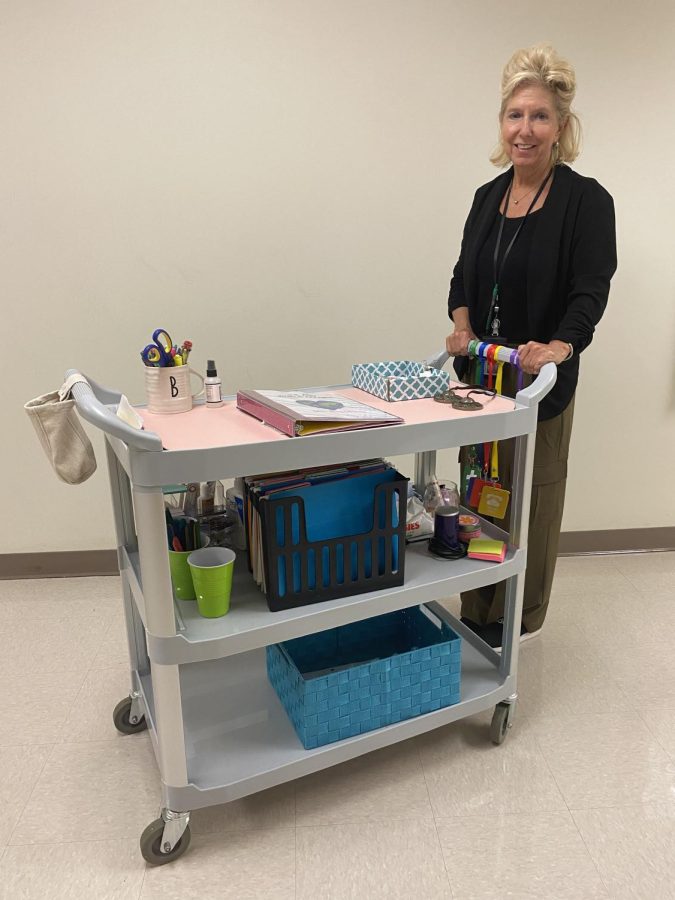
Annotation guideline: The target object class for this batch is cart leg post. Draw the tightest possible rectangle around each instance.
[133,486,189,787]
[499,430,536,682]
[413,450,437,495]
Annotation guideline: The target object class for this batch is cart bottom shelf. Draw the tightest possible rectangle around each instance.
[139,633,512,811]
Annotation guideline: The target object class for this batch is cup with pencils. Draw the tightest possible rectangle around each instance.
[141,328,204,414]
[166,508,209,600]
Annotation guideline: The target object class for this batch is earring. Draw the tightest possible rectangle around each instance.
[552,141,560,164]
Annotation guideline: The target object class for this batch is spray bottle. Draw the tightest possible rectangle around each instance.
[205,359,224,409]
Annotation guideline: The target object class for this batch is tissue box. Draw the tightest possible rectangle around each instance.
[352,360,450,402]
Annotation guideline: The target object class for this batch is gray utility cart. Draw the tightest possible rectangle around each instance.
[68,350,555,865]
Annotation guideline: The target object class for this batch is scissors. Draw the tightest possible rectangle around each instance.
[141,328,174,367]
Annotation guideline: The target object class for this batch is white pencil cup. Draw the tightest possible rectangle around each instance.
[144,366,205,414]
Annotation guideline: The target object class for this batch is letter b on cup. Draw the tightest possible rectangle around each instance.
[144,367,205,415]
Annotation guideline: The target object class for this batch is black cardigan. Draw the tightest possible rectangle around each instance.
[448,164,617,420]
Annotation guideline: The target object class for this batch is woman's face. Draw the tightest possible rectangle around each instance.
[500,83,561,174]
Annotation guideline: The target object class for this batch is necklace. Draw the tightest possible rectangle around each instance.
[511,185,536,205]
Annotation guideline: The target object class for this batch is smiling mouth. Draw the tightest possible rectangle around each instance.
[515,144,536,150]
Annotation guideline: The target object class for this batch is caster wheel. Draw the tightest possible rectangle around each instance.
[112,697,147,735]
[490,702,512,745]
[140,818,191,866]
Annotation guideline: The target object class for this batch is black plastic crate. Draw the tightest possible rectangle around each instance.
[257,474,408,611]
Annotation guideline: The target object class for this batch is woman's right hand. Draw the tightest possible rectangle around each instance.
[445,328,477,357]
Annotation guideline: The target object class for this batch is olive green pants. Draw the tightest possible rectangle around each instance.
[460,391,575,634]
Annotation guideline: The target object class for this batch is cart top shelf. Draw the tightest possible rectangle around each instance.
[68,361,555,486]
[138,385,518,452]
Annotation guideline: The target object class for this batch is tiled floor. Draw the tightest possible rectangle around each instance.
[0,553,674,898]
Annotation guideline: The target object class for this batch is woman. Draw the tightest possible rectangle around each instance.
[446,44,616,649]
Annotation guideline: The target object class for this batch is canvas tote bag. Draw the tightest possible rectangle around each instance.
[24,372,97,485]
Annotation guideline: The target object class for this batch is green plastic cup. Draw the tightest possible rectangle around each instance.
[187,547,236,618]
[169,533,209,601]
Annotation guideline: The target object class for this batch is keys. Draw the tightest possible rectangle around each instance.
[433,390,484,411]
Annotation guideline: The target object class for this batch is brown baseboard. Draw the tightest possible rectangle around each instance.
[0,550,118,580]
[558,527,675,556]
[0,529,673,579]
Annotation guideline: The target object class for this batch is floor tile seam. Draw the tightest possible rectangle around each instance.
[566,798,675,814]
[406,744,457,895]
[431,807,601,826]
[430,815,456,899]
[617,572,673,593]
[6,833,149,848]
[57,734,153,749]
[194,822,301,839]
[0,740,65,751]
[295,815,456,898]
[567,806,618,899]
[293,815,440,833]
[520,703,643,725]
[633,707,675,762]
[5,741,59,849]
[0,666,97,679]
[56,668,91,743]
[88,619,125,671]
[531,729,573,815]
[531,735,673,772]
[294,811,437,829]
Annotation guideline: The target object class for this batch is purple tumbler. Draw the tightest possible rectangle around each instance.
[433,505,460,548]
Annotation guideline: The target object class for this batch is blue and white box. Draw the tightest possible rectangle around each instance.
[352,360,450,402]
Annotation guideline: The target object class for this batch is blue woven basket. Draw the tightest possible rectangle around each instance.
[266,606,461,749]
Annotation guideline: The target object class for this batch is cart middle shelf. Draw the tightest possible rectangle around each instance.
[122,517,523,666]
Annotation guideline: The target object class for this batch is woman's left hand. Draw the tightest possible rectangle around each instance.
[517,340,570,374]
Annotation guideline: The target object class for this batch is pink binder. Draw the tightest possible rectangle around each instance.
[236,390,403,437]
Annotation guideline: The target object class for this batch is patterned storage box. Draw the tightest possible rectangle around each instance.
[352,360,450,402]
[266,607,461,749]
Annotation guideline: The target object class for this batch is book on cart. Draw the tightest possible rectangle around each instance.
[236,389,403,437]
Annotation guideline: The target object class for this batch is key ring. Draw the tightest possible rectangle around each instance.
[433,384,496,411]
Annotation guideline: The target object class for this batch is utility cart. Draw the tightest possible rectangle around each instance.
[67,351,555,865]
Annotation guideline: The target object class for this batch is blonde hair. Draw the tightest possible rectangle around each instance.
[490,43,582,168]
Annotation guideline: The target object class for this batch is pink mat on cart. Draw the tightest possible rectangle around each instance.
[137,385,516,452]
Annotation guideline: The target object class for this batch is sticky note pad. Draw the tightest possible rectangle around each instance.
[467,538,507,563]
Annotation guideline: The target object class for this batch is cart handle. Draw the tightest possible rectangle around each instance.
[422,349,556,408]
[65,369,163,452]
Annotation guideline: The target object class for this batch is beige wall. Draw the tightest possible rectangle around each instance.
[3,1,673,553]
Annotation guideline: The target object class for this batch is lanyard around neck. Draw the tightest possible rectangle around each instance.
[485,167,553,334]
